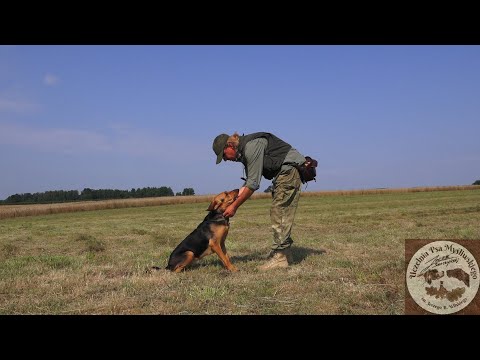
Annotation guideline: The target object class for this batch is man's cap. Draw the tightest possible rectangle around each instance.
[212,133,229,164]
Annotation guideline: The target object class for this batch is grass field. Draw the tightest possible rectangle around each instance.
[1,188,479,314]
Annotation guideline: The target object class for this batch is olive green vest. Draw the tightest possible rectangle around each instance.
[237,132,292,180]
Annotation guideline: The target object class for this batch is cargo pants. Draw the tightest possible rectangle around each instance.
[270,166,302,251]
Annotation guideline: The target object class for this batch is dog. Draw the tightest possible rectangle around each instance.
[420,269,444,284]
[165,189,240,273]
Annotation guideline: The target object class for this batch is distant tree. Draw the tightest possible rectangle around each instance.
[182,188,195,196]
[81,188,94,200]
[3,186,175,204]
[264,185,273,193]
[175,192,182,196]
[473,180,480,185]
[158,186,174,197]
[6,194,22,203]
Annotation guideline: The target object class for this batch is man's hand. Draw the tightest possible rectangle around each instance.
[223,186,254,218]
[223,204,237,218]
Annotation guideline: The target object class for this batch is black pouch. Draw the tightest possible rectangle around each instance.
[294,156,318,184]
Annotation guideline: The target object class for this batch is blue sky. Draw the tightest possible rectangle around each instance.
[1,45,479,200]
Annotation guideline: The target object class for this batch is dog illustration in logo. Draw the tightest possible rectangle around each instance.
[447,268,470,287]
[420,269,444,284]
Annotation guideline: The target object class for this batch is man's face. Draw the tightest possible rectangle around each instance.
[223,145,237,161]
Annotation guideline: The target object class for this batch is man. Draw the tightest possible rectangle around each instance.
[212,132,306,270]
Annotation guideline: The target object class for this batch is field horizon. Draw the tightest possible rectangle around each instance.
[1,185,479,220]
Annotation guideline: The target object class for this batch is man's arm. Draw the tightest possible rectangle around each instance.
[223,186,254,218]
[241,138,266,192]
[223,138,266,218]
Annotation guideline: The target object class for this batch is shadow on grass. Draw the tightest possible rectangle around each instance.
[230,251,268,263]
[230,246,326,265]
[290,246,327,265]
[149,246,326,273]
[149,259,231,273]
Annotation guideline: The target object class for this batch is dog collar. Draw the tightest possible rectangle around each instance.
[209,212,230,224]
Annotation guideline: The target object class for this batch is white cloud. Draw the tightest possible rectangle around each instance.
[44,73,59,86]
[0,98,39,113]
[0,123,111,154]
[107,123,211,160]
[0,122,210,160]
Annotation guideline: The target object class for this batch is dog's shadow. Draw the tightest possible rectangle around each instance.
[152,247,326,273]
[230,246,326,265]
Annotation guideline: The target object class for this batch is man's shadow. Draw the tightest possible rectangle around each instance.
[230,246,326,265]
[290,246,326,265]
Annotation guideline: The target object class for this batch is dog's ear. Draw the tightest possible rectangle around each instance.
[207,200,218,211]
[426,274,432,284]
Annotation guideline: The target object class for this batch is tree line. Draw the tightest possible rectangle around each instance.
[0,187,196,204]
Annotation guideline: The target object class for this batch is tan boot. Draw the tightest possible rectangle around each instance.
[258,249,291,271]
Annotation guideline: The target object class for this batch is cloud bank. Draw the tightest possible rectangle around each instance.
[0,122,209,160]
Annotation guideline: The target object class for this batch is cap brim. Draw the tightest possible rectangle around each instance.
[216,152,223,164]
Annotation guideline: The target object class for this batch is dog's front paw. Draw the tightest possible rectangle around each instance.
[229,266,239,272]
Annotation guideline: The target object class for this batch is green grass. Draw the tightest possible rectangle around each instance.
[0,189,479,314]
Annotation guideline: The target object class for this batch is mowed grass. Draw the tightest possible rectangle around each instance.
[0,189,479,314]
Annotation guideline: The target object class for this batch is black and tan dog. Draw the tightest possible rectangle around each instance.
[165,189,239,273]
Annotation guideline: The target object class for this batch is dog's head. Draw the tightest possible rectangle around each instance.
[422,269,444,284]
[207,189,239,212]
